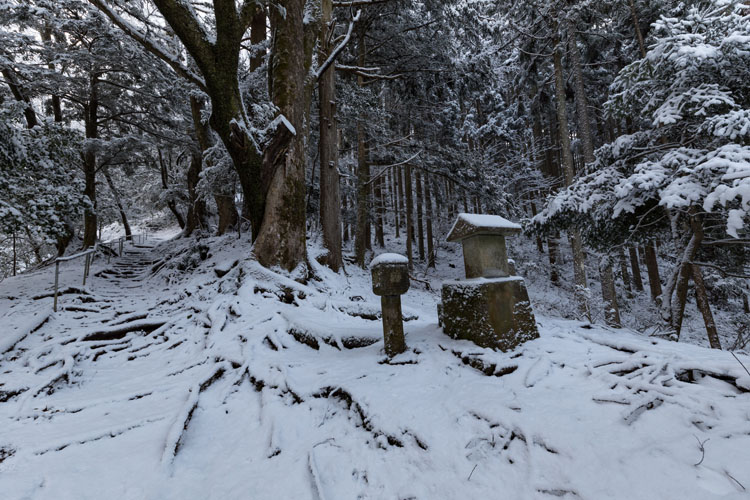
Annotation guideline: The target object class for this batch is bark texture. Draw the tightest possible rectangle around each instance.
[253,0,314,271]
[553,42,589,320]
[317,0,343,271]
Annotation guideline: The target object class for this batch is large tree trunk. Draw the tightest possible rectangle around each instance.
[317,0,342,270]
[103,168,132,239]
[691,263,721,349]
[553,41,589,320]
[253,0,313,271]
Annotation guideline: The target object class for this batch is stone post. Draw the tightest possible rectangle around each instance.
[371,253,409,357]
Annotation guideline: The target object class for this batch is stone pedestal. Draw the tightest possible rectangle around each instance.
[440,277,538,351]
[439,213,539,352]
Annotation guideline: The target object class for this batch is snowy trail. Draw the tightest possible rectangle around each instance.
[1,237,749,499]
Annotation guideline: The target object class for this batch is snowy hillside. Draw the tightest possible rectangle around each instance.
[1,235,749,500]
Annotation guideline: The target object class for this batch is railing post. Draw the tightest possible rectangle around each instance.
[53,261,60,312]
[83,253,89,286]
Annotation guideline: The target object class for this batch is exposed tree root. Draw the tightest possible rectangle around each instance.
[161,362,228,466]
[451,350,518,377]
[80,319,167,342]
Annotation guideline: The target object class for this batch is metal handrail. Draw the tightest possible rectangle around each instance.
[52,231,149,311]
[53,243,97,312]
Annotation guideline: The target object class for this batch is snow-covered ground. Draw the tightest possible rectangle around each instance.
[1,232,749,499]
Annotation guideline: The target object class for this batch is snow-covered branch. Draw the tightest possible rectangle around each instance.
[314,10,361,80]
[88,0,207,92]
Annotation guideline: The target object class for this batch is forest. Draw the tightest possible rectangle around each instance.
[0,0,749,498]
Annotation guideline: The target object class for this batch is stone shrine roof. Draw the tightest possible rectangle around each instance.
[370,252,409,268]
[446,213,522,242]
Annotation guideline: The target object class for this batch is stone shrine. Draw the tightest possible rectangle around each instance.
[438,213,538,351]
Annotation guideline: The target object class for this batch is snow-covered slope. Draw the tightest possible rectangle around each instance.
[0,236,749,499]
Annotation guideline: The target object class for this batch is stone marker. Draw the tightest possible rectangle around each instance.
[371,253,409,357]
[439,213,539,351]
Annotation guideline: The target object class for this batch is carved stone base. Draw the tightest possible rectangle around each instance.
[439,277,539,351]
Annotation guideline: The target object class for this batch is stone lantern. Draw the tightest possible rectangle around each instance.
[371,253,409,357]
[439,213,538,351]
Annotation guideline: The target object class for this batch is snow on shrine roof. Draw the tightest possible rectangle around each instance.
[370,253,409,268]
[446,213,522,242]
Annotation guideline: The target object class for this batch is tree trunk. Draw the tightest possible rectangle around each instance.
[628,0,648,59]
[645,242,662,302]
[185,96,210,236]
[530,202,545,253]
[374,174,385,247]
[662,214,703,340]
[2,68,38,128]
[158,150,186,230]
[353,113,370,267]
[549,234,560,284]
[628,247,644,292]
[568,22,619,323]
[618,247,633,297]
[416,169,425,260]
[553,41,589,320]
[82,75,99,248]
[253,0,313,271]
[215,193,238,236]
[317,0,343,270]
[398,167,406,231]
[691,264,721,349]
[405,164,414,270]
[425,171,435,268]
[250,6,266,72]
[103,168,132,239]
[342,180,349,243]
[40,25,63,122]
[353,27,370,268]
[394,166,401,239]
[600,255,621,327]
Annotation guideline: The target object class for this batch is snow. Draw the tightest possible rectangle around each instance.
[369,252,408,268]
[454,212,522,230]
[1,234,749,499]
